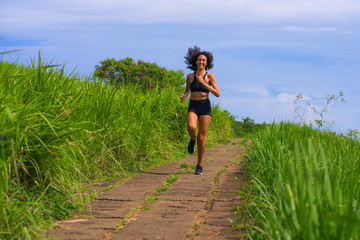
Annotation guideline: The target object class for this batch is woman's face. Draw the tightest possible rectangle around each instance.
[196,55,207,69]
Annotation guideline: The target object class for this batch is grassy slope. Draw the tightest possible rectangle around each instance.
[0,58,233,239]
[241,122,360,239]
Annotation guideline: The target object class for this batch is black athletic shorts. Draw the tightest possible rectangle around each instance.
[188,99,212,118]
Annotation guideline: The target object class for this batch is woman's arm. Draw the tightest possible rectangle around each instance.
[180,74,192,102]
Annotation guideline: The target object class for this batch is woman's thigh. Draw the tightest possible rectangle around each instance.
[187,111,199,129]
[198,115,212,137]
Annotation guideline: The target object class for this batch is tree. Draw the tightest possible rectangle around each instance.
[94,57,186,91]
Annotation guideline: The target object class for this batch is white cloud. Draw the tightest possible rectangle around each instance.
[220,91,295,122]
[1,0,360,32]
[220,41,302,48]
[221,90,356,132]
[278,26,338,32]
[341,31,354,34]
[219,87,345,127]
[277,93,297,103]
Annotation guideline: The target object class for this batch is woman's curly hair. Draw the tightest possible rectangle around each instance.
[184,45,214,71]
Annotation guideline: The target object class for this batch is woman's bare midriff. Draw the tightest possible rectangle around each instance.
[190,92,209,100]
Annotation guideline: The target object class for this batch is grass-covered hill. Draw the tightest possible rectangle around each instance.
[0,56,234,239]
[236,122,360,239]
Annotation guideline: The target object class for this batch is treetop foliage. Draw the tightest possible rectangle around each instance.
[94,57,186,91]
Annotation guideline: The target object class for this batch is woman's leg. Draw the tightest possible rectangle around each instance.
[187,111,198,140]
[197,115,212,166]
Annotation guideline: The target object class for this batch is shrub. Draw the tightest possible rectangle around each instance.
[94,57,186,91]
[231,116,267,137]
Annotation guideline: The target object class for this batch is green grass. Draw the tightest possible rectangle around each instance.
[180,162,195,170]
[153,173,179,194]
[239,122,360,239]
[0,56,234,239]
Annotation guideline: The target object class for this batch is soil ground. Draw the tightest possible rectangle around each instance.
[43,139,248,240]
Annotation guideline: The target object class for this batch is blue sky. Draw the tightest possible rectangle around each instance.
[1,0,360,134]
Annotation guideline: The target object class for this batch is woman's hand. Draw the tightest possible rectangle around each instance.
[181,91,189,103]
[197,75,206,85]
[181,74,191,103]
[180,94,187,103]
[202,73,220,97]
[196,74,210,89]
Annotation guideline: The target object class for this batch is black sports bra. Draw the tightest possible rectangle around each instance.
[190,72,209,93]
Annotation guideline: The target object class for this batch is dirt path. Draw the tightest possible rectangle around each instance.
[45,139,247,239]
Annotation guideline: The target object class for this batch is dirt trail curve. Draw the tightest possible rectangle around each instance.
[45,139,247,240]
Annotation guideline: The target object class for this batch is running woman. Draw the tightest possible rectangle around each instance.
[180,46,220,175]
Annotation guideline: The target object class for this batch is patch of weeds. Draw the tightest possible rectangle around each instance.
[180,162,192,170]
[143,207,162,211]
[166,173,179,185]
[154,170,182,195]
[180,162,196,173]
[154,186,167,194]
[235,139,250,148]
[228,204,243,227]
[232,158,240,164]
[115,205,141,228]
[153,173,179,194]
[157,198,170,201]
[145,195,158,202]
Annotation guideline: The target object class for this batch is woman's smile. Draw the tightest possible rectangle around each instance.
[196,55,207,69]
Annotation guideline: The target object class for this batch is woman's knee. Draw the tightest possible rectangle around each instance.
[197,133,206,143]
[187,123,197,132]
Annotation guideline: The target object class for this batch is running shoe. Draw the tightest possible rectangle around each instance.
[195,165,203,175]
[187,136,196,154]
